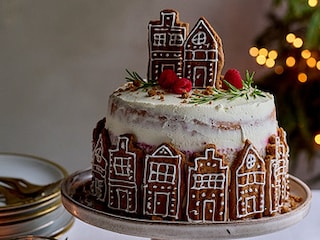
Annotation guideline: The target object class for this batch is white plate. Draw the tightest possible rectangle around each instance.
[0,194,61,224]
[0,204,74,239]
[61,169,312,240]
[0,153,68,209]
[0,153,73,239]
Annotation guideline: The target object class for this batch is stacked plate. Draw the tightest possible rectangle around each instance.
[0,153,74,239]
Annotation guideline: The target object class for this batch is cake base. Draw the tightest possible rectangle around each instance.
[61,169,311,240]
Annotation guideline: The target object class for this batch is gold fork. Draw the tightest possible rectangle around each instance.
[0,177,63,205]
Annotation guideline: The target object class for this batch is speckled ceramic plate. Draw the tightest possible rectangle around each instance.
[61,169,312,240]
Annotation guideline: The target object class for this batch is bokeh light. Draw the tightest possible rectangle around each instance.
[308,0,318,7]
[286,33,296,43]
[266,58,275,68]
[293,37,303,48]
[268,50,278,60]
[256,55,266,65]
[274,65,284,75]
[307,57,317,68]
[258,48,268,57]
[301,49,311,59]
[298,73,307,83]
[249,47,259,57]
[286,56,296,67]
[314,133,320,145]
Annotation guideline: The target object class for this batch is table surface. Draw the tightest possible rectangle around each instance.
[60,191,320,240]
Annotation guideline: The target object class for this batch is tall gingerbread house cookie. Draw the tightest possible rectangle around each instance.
[143,143,186,220]
[183,17,224,88]
[187,144,229,223]
[91,118,110,202]
[108,134,143,214]
[148,9,189,81]
[265,127,290,216]
[230,140,266,220]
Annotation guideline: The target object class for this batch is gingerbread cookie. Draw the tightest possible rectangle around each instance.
[148,9,189,82]
[108,134,144,215]
[265,127,290,216]
[229,140,266,220]
[143,143,186,220]
[183,17,224,88]
[187,144,229,222]
[91,118,110,202]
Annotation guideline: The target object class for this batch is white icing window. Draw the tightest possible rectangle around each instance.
[169,33,184,46]
[191,31,206,45]
[239,172,265,187]
[153,33,166,46]
[149,162,176,184]
[246,154,256,169]
[192,173,225,190]
[113,157,130,176]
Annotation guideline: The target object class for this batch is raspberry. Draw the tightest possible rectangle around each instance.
[222,68,243,90]
[158,69,179,89]
[172,78,192,94]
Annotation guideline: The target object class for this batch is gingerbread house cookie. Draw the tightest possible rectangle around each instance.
[91,118,110,202]
[230,140,266,220]
[265,127,290,216]
[187,144,229,223]
[148,9,189,81]
[143,143,186,220]
[108,134,144,215]
[183,17,224,88]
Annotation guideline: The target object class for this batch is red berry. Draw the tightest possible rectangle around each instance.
[158,69,178,89]
[172,78,192,94]
[222,68,243,90]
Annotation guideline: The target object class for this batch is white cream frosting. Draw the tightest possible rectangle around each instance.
[106,84,278,162]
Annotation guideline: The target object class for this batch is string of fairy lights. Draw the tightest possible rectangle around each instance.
[249,0,320,147]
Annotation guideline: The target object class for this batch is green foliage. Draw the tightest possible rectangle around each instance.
[125,69,158,89]
[254,0,320,178]
[272,0,320,49]
[189,71,265,104]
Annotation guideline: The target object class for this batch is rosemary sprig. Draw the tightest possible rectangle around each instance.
[189,70,266,104]
[125,69,158,89]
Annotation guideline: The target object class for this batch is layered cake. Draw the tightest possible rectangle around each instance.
[90,9,295,222]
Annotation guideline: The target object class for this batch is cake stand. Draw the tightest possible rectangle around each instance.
[61,169,311,240]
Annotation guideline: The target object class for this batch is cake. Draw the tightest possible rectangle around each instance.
[90,9,294,223]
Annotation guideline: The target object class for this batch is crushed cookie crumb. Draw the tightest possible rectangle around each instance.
[281,205,290,214]
[203,86,214,95]
[181,92,190,99]
[133,79,141,87]
[193,89,200,95]
[147,89,157,97]
[280,194,303,213]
